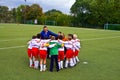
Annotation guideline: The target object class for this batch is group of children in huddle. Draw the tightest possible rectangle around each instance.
[27,32,81,72]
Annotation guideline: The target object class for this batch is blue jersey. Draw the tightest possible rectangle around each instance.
[40,30,58,39]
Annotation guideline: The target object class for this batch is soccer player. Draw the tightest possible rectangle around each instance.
[39,38,50,72]
[73,34,81,63]
[31,35,40,69]
[64,34,74,68]
[46,36,64,72]
[27,38,33,68]
[58,35,65,69]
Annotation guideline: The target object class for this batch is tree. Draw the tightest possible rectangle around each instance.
[44,9,71,26]
[71,0,120,28]
[0,6,9,22]
[28,4,43,21]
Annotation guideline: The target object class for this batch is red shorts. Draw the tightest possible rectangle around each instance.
[74,50,79,56]
[66,49,73,59]
[58,51,64,60]
[27,49,32,58]
[39,50,47,59]
[32,48,39,57]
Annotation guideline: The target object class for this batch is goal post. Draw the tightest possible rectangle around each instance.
[104,24,120,30]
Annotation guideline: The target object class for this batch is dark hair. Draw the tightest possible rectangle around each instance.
[68,34,73,38]
[43,25,47,28]
[36,33,41,39]
[58,31,62,34]
[32,35,37,39]
[58,35,63,40]
[68,34,73,40]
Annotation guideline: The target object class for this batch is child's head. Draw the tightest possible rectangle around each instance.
[36,33,41,39]
[58,35,63,40]
[32,35,37,39]
[73,34,77,39]
[67,34,73,40]
[58,31,62,35]
[61,33,65,38]
[51,36,55,40]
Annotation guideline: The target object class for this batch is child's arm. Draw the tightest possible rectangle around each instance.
[49,44,56,48]
[27,40,31,45]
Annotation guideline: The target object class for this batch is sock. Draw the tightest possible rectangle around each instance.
[40,64,43,71]
[65,60,69,68]
[58,62,61,69]
[29,59,33,67]
[76,56,80,62]
[73,57,76,65]
[34,60,39,69]
[60,61,63,69]
[70,58,74,67]
[33,57,35,62]
[43,64,46,71]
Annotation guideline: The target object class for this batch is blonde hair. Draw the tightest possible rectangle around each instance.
[73,34,77,38]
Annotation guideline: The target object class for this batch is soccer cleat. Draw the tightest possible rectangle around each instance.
[40,69,42,72]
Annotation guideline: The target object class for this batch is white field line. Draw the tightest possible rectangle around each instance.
[0,45,26,50]
[81,36,120,41]
[0,36,120,50]
[0,38,29,42]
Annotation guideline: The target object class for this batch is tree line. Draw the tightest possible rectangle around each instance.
[0,4,71,26]
[71,0,120,28]
[0,0,120,28]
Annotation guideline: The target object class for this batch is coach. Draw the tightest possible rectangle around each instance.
[40,26,58,39]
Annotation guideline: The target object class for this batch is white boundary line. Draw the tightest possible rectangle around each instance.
[0,38,29,42]
[0,36,120,50]
[0,45,26,50]
[81,36,120,41]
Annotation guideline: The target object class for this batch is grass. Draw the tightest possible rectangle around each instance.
[0,23,120,80]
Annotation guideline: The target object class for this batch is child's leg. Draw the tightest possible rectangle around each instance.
[60,60,63,69]
[73,56,77,65]
[50,55,54,72]
[55,55,59,71]
[40,59,43,71]
[70,58,74,67]
[33,48,39,69]
[76,56,80,62]
[28,49,33,67]
[29,58,33,67]
[34,57,39,69]
[58,61,61,69]
[43,59,47,71]
[60,51,64,69]
[65,58,69,68]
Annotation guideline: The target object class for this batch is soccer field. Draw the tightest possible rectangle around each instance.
[0,24,120,80]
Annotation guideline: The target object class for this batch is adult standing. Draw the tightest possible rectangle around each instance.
[40,26,58,39]
[40,26,59,58]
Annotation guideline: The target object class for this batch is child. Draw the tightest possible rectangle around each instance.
[73,34,81,63]
[39,38,50,72]
[58,35,65,69]
[58,31,62,36]
[46,36,64,72]
[64,34,74,68]
[61,33,68,41]
[27,38,33,68]
[31,35,40,69]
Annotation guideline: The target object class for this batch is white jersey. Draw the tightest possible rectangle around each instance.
[71,39,76,52]
[39,39,50,50]
[58,40,64,51]
[64,40,73,49]
[73,39,81,50]
[31,38,40,48]
[27,40,32,49]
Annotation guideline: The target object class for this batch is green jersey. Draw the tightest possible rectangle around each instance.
[49,40,62,55]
